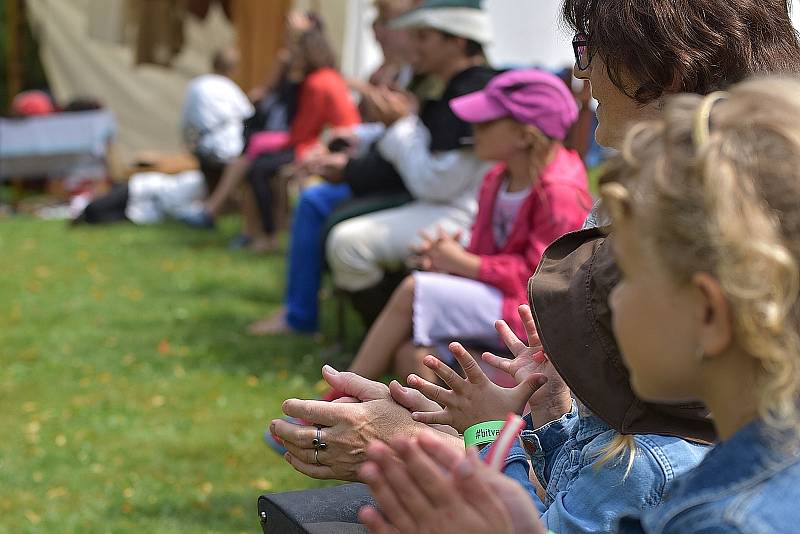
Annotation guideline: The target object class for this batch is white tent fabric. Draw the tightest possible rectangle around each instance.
[25,0,576,163]
[25,0,235,161]
[31,0,798,164]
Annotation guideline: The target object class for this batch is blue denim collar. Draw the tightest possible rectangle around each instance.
[522,403,613,455]
[671,419,799,497]
[522,405,577,455]
[575,412,612,443]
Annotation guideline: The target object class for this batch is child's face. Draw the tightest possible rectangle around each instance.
[471,118,526,162]
[608,215,704,403]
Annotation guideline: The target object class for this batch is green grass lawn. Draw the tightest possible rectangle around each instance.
[0,216,349,533]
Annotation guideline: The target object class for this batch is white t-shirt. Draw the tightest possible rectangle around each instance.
[492,178,531,247]
[180,74,254,161]
[126,170,207,224]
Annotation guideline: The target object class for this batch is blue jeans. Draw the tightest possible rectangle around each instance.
[285,182,352,331]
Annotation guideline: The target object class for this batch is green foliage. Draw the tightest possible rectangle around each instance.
[0,217,347,533]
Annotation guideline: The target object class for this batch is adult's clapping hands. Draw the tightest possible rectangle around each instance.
[360,86,418,126]
[271,366,460,481]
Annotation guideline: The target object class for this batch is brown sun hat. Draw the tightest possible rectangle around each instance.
[528,228,717,444]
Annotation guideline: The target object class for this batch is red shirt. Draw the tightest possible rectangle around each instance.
[467,146,592,339]
[289,67,361,158]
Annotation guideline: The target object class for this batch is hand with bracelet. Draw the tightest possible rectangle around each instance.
[406,341,547,434]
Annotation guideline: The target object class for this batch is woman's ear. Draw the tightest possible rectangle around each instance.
[692,272,734,358]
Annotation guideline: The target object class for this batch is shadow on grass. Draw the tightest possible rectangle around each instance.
[187,278,276,305]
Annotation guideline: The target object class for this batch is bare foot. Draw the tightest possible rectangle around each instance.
[247,308,296,336]
[248,235,280,254]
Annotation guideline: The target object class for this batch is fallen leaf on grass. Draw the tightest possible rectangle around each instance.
[251,479,272,491]
[25,280,42,293]
[47,487,68,499]
[228,506,245,518]
[119,287,144,302]
[20,347,39,362]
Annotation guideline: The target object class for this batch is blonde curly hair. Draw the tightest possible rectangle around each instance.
[600,77,800,440]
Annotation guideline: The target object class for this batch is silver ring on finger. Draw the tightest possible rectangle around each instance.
[312,426,328,451]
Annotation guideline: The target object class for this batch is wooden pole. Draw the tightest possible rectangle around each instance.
[5,0,24,107]
[231,0,292,92]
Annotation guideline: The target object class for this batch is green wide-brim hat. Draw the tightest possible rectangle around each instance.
[390,0,492,45]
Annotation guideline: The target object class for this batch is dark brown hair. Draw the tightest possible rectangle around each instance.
[212,47,239,76]
[298,26,337,75]
[439,31,486,60]
[562,0,800,103]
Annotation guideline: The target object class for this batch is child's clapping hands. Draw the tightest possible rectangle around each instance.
[407,304,573,433]
[407,340,546,433]
[484,305,572,424]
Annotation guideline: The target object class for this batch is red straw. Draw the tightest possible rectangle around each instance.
[485,413,525,471]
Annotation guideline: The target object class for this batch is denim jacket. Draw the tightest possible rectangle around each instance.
[618,419,800,533]
[482,403,709,534]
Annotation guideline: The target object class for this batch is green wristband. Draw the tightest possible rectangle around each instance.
[463,420,505,448]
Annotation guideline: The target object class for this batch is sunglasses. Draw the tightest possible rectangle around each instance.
[572,33,594,71]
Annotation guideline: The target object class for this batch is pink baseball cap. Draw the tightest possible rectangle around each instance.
[11,90,54,117]
[450,69,578,140]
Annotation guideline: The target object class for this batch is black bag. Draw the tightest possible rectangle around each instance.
[258,483,373,533]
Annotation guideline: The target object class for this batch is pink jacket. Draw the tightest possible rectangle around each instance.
[467,146,591,339]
